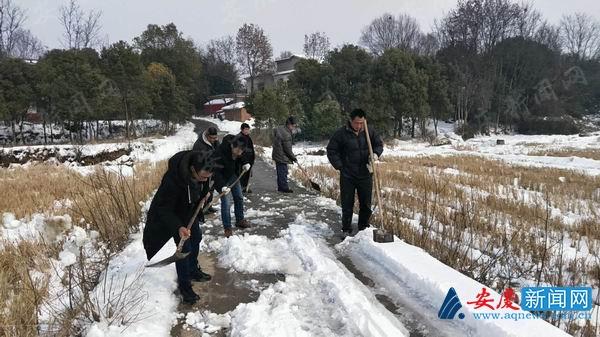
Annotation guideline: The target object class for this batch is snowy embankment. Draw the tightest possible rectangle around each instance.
[1,121,198,176]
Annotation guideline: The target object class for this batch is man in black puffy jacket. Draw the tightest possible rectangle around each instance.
[326,109,384,235]
[143,150,218,305]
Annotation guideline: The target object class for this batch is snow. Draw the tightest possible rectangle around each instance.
[204,98,234,106]
[222,102,246,110]
[84,200,180,337]
[338,229,572,337]
[193,116,255,136]
[58,250,77,266]
[1,122,198,176]
[201,215,409,337]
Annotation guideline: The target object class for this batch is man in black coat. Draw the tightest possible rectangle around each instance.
[143,150,217,305]
[192,126,220,214]
[238,123,255,193]
[326,109,384,235]
[213,134,252,238]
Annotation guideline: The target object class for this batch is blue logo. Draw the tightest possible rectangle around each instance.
[521,287,592,311]
[439,287,465,319]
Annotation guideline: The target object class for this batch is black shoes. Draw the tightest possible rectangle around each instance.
[191,269,212,282]
[180,285,199,304]
[278,188,294,193]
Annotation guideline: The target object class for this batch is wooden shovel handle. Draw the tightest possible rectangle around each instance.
[176,167,250,252]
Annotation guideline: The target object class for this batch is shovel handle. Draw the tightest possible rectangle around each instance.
[364,120,385,231]
[176,167,250,252]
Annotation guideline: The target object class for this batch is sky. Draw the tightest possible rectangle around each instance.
[14,0,600,56]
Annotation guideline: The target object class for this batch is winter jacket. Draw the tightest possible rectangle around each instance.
[326,122,384,179]
[212,134,244,192]
[143,150,211,260]
[192,131,219,152]
[238,132,255,166]
[272,125,296,164]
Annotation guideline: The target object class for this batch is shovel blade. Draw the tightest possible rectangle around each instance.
[310,180,321,192]
[373,229,394,243]
[146,251,190,268]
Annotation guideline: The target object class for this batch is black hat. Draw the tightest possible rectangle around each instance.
[286,116,297,125]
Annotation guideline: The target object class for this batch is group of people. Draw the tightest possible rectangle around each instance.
[143,108,383,305]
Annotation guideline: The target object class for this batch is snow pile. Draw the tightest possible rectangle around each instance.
[205,215,409,337]
[338,230,573,337]
[215,234,303,275]
[185,311,231,334]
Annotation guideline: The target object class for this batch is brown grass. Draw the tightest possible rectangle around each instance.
[528,148,600,161]
[0,160,167,335]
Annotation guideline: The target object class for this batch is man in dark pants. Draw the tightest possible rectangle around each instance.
[238,123,255,194]
[326,109,384,235]
[192,127,220,214]
[272,116,297,193]
[143,150,217,305]
[213,134,252,238]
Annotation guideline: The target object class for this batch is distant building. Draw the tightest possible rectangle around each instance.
[201,93,247,116]
[246,54,305,93]
[221,102,251,122]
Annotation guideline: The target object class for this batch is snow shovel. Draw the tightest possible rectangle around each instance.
[146,166,250,268]
[296,162,321,192]
[364,120,394,243]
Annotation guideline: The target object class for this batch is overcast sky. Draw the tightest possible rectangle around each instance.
[14,0,600,56]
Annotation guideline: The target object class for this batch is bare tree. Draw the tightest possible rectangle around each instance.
[236,23,273,94]
[416,33,439,56]
[206,35,236,64]
[59,0,102,49]
[516,2,542,39]
[303,31,330,61]
[436,0,529,53]
[0,0,26,57]
[360,13,421,55]
[535,21,562,52]
[13,28,45,59]
[278,50,293,60]
[560,12,600,60]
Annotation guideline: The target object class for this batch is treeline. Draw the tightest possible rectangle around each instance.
[248,0,600,140]
[0,22,241,144]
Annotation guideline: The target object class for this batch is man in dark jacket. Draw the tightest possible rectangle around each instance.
[272,116,297,193]
[213,134,252,237]
[143,150,218,305]
[192,127,220,214]
[326,109,384,235]
[238,123,255,194]
[192,126,219,152]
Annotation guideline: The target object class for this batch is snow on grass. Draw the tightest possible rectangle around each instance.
[84,200,180,337]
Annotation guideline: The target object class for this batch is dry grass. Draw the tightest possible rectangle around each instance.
[299,154,600,335]
[0,164,82,219]
[528,148,600,161]
[0,161,168,335]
